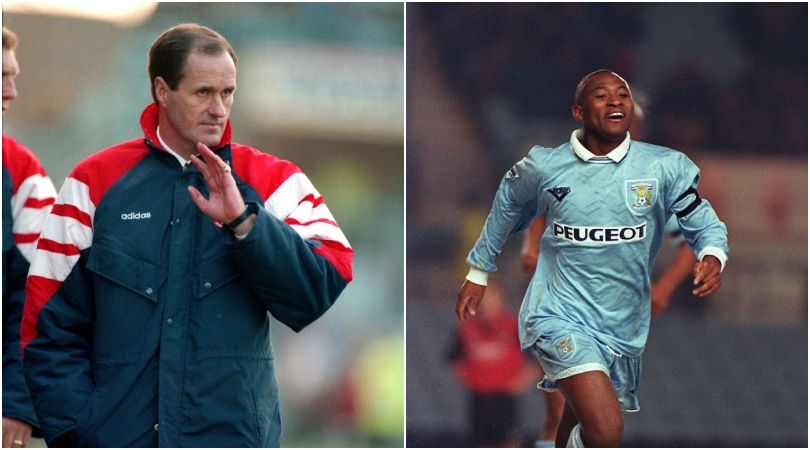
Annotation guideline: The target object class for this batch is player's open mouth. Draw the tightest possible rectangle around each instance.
[607,112,624,121]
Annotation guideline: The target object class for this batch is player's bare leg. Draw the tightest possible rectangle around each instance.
[556,371,623,447]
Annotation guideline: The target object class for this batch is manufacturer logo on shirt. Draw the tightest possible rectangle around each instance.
[547,187,571,202]
[553,221,646,244]
[121,211,152,220]
[625,178,658,215]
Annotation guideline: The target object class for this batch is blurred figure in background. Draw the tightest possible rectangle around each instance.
[651,217,696,316]
[2,25,56,449]
[20,23,353,447]
[518,215,564,448]
[447,278,534,447]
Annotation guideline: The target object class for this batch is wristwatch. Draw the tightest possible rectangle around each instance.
[225,205,253,230]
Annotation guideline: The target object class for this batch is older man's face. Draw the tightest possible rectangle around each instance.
[157,50,236,154]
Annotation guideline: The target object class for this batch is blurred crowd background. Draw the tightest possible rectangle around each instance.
[3,2,403,447]
[407,2,807,448]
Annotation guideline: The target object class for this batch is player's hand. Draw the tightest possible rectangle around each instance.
[650,281,674,316]
[692,256,722,297]
[3,417,32,448]
[456,280,486,322]
[188,142,255,235]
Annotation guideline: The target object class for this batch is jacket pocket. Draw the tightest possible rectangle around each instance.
[86,243,166,303]
[250,369,280,447]
[196,252,241,300]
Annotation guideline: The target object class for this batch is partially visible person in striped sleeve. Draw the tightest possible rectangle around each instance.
[2,25,56,449]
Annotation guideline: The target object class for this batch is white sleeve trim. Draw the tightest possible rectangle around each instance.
[698,246,727,272]
[465,267,490,286]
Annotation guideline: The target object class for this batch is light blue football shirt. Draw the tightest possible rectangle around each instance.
[467,130,729,357]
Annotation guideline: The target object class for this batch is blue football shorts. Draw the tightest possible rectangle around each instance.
[528,325,642,412]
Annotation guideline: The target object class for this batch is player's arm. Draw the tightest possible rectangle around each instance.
[190,144,353,332]
[666,154,729,297]
[225,203,352,331]
[458,149,545,322]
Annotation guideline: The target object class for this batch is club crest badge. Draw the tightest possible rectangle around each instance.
[625,179,658,215]
[553,335,576,361]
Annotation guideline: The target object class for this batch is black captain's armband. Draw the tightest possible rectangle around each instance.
[674,187,702,218]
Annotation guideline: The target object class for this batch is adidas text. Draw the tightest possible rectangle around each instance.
[121,212,152,220]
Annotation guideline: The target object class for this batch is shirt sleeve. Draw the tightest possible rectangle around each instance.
[21,176,96,444]
[225,169,353,332]
[466,147,546,273]
[664,152,729,270]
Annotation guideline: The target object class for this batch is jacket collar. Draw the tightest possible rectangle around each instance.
[570,129,630,163]
[140,102,232,151]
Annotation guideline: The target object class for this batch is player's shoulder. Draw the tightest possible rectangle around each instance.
[2,134,49,187]
[3,133,34,157]
[71,138,150,178]
[2,134,43,168]
[526,141,569,158]
[230,142,305,201]
[231,142,302,177]
[523,141,571,165]
[631,140,689,161]
[68,138,151,206]
[521,141,575,175]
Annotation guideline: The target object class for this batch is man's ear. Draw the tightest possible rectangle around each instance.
[572,104,584,123]
[154,77,170,107]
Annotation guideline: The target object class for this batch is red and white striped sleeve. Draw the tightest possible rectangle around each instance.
[2,135,57,262]
[232,144,353,282]
[21,176,95,351]
[265,171,353,282]
[21,142,148,352]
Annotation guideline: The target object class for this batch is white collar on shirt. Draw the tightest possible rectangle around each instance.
[156,126,190,167]
[570,129,630,163]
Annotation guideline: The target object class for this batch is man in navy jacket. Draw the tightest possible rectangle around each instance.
[21,23,353,447]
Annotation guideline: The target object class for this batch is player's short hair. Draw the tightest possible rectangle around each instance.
[574,69,630,105]
[3,27,18,51]
[148,23,237,103]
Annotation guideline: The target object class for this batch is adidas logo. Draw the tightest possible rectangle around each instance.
[121,211,152,220]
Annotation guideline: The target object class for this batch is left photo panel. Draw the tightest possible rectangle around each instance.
[2,2,403,447]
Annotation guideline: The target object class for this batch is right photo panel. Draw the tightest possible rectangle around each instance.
[406,3,808,448]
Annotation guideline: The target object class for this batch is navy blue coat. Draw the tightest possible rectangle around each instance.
[21,104,353,447]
